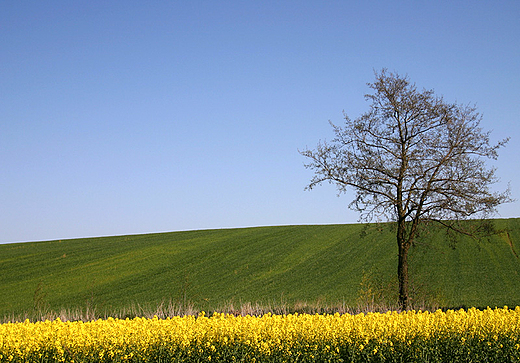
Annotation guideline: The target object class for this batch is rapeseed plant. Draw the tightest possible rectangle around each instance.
[0,307,519,362]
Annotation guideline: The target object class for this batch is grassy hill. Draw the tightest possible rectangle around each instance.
[1,219,519,318]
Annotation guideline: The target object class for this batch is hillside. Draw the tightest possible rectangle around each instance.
[1,219,519,317]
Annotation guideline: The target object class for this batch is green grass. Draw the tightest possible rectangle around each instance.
[1,219,519,319]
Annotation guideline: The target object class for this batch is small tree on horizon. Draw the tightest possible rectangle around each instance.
[300,69,512,310]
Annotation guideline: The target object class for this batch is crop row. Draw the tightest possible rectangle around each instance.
[1,307,520,362]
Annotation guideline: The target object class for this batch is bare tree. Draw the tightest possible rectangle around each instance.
[300,69,512,310]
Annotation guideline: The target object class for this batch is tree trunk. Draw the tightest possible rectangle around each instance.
[397,219,410,311]
[397,241,409,310]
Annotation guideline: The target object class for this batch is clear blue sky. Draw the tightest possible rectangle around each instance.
[1,1,519,243]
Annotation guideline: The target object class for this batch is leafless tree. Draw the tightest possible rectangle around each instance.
[300,69,512,310]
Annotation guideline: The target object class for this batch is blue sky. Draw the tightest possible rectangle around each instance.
[1,1,519,243]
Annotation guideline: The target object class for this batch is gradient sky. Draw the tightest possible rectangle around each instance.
[1,0,519,243]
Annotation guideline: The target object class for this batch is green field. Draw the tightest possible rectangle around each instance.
[1,219,519,318]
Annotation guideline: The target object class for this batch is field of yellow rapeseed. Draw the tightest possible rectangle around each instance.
[1,307,519,362]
